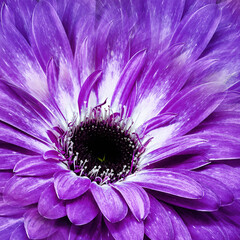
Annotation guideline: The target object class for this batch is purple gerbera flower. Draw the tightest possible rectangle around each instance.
[0,0,240,239]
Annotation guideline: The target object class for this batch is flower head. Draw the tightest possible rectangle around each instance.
[0,0,240,239]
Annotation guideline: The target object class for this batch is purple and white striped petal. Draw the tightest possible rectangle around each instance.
[144,195,174,240]
[105,212,144,240]
[125,169,204,199]
[24,209,57,239]
[113,182,150,221]
[38,184,66,219]
[54,171,90,200]
[91,182,128,223]
[10,223,29,240]
[66,190,99,225]
[3,176,52,206]
[0,217,23,240]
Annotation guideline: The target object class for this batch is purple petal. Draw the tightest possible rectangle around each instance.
[78,70,102,110]
[10,224,28,240]
[160,82,225,137]
[32,0,73,68]
[113,182,150,221]
[105,212,144,240]
[14,156,64,177]
[160,202,192,240]
[91,182,128,223]
[0,217,23,240]
[0,121,50,154]
[68,214,102,240]
[171,4,221,61]
[144,195,174,240]
[24,209,57,239]
[184,0,216,16]
[181,170,234,206]
[125,169,203,199]
[111,50,146,108]
[0,195,27,216]
[140,135,206,167]
[54,171,90,200]
[66,190,99,225]
[0,152,29,170]
[0,172,13,193]
[3,176,52,206]
[38,184,66,219]
[153,184,220,211]
[199,164,240,198]
[179,210,228,240]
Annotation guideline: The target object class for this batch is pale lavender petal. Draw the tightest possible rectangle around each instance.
[91,182,128,223]
[24,209,57,239]
[38,184,66,219]
[125,169,203,199]
[66,190,99,225]
[3,176,52,206]
[54,171,90,200]
[113,182,150,221]
[144,195,174,240]
[14,156,64,177]
[105,212,144,240]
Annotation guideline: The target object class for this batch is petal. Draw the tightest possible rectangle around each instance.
[32,0,73,68]
[113,182,150,221]
[3,176,52,206]
[179,210,228,240]
[105,212,144,240]
[0,217,23,239]
[68,214,102,240]
[159,82,225,138]
[10,223,28,240]
[125,169,203,199]
[54,171,90,200]
[0,172,13,193]
[171,4,221,61]
[38,184,66,219]
[91,182,128,223]
[66,190,99,225]
[144,195,174,240]
[14,156,65,177]
[24,209,57,239]
[111,50,146,108]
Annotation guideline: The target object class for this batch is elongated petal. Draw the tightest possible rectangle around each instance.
[24,209,57,239]
[144,195,174,240]
[14,156,64,177]
[0,217,23,240]
[113,182,150,221]
[171,4,221,61]
[3,176,52,206]
[0,172,13,193]
[91,182,128,223]
[105,212,144,240]
[125,169,203,199]
[10,224,28,240]
[66,190,99,225]
[54,171,90,200]
[38,184,66,219]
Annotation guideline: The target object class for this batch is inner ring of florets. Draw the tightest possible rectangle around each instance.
[61,106,143,184]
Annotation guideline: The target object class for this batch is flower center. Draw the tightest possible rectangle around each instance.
[64,106,143,184]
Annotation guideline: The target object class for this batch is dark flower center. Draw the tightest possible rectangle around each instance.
[68,113,142,183]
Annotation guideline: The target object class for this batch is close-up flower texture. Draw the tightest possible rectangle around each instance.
[1,0,240,239]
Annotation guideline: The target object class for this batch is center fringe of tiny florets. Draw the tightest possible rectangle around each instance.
[62,105,144,184]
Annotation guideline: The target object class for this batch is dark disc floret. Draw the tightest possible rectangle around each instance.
[64,107,143,184]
